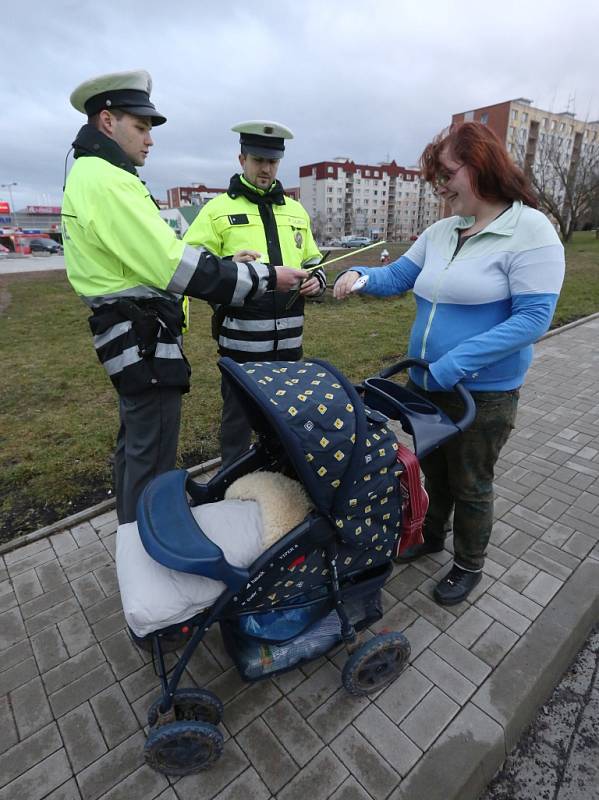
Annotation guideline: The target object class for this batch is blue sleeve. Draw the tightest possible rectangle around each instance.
[429,293,559,389]
[357,255,421,296]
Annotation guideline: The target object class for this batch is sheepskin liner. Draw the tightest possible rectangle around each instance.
[225,471,313,548]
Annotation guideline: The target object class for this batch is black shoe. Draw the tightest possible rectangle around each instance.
[433,564,482,606]
[395,540,444,563]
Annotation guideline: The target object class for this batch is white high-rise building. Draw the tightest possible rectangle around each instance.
[299,158,442,243]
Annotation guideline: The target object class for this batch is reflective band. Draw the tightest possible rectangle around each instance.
[231,261,254,305]
[253,261,271,284]
[84,285,179,307]
[103,345,142,376]
[223,315,304,332]
[155,342,184,360]
[218,335,303,352]
[167,245,204,293]
[302,257,322,266]
[93,320,132,349]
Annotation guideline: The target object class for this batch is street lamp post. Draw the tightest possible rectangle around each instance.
[1,182,18,227]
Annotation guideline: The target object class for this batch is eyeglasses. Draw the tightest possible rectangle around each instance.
[434,163,465,187]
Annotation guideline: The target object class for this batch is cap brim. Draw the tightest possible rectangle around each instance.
[242,144,283,159]
[124,105,167,125]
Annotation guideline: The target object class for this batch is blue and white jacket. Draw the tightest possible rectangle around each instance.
[352,202,565,391]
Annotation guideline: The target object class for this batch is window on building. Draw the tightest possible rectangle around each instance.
[327,166,334,173]
[522,112,528,123]
[512,109,518,120]
[464,111,474,121]
[480,112,489,124]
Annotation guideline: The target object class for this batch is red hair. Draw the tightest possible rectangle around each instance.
[420,122,538,209]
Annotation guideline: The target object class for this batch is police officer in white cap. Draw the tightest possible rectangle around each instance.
[63,73,307,524]
[184,120,325,468]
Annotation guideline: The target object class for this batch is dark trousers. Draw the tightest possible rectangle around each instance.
[113,386,182,524]
[220,376,253,469]
[408,381,519,571]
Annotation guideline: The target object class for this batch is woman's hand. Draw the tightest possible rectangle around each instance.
[333,270,361,300]
[233,249,262,262]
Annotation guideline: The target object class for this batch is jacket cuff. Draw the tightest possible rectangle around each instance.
[314,268,327,296]
[265,263,277,291]
[428,356,463,390]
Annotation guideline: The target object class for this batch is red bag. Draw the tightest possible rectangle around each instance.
[395,444,429,557]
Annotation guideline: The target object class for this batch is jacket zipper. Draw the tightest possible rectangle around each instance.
[419,230,479,390]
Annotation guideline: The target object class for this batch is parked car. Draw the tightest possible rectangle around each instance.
[342,236,372,248]
[0,243,10,255]
[28,238,63,254]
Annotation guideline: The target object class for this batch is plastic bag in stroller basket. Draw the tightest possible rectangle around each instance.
[221,568,387,681]
[237,592,330,642]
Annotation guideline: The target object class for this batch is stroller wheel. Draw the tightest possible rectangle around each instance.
[144,720,223,775]
[148,688,224,728]
[342,631,410,696]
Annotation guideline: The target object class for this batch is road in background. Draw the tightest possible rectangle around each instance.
[0,254,65,274]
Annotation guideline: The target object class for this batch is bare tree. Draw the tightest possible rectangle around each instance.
[515,125,599,242]
[310,211,326,243]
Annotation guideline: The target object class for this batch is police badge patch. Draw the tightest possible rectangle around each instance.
[294,230,303,248]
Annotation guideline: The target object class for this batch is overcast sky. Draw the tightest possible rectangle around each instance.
[2,0,598,209]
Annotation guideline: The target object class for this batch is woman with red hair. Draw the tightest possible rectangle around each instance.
[334,122,565,605]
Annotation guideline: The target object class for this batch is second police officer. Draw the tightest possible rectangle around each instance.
[184,121,326,468]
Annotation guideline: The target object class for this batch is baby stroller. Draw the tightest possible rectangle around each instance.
[128,356,475,775]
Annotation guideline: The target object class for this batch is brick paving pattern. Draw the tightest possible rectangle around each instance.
[1,317,598,799]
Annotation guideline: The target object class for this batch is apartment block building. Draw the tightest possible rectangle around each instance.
[452,98,599,189]
[299,158,442,242]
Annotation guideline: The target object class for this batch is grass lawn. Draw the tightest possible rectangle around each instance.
[1,233,598,541]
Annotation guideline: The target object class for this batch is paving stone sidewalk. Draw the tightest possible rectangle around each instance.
[1,316,598,800]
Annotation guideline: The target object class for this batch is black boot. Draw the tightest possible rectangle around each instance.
[433,564,482,606]
[395,540,444,563]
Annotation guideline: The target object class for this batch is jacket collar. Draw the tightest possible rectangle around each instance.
[227,173,286,205]
[455,200,523,237]
[72,124,138,176]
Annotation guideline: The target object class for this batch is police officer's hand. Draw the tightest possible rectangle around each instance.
[274,267,310,292]
[333,271,361,300]
[233,249,262,262]
[299,276,322,296]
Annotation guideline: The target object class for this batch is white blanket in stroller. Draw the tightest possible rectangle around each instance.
[116,472,313,637]
[117,499,264,637]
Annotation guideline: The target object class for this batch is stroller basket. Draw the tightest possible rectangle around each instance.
[222,563,390,680]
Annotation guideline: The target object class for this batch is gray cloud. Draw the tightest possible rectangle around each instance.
[3,0,598,208]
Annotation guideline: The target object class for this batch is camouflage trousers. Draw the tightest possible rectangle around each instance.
[407,381,519,571]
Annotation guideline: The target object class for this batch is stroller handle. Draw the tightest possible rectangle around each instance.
[377,358,476,433]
